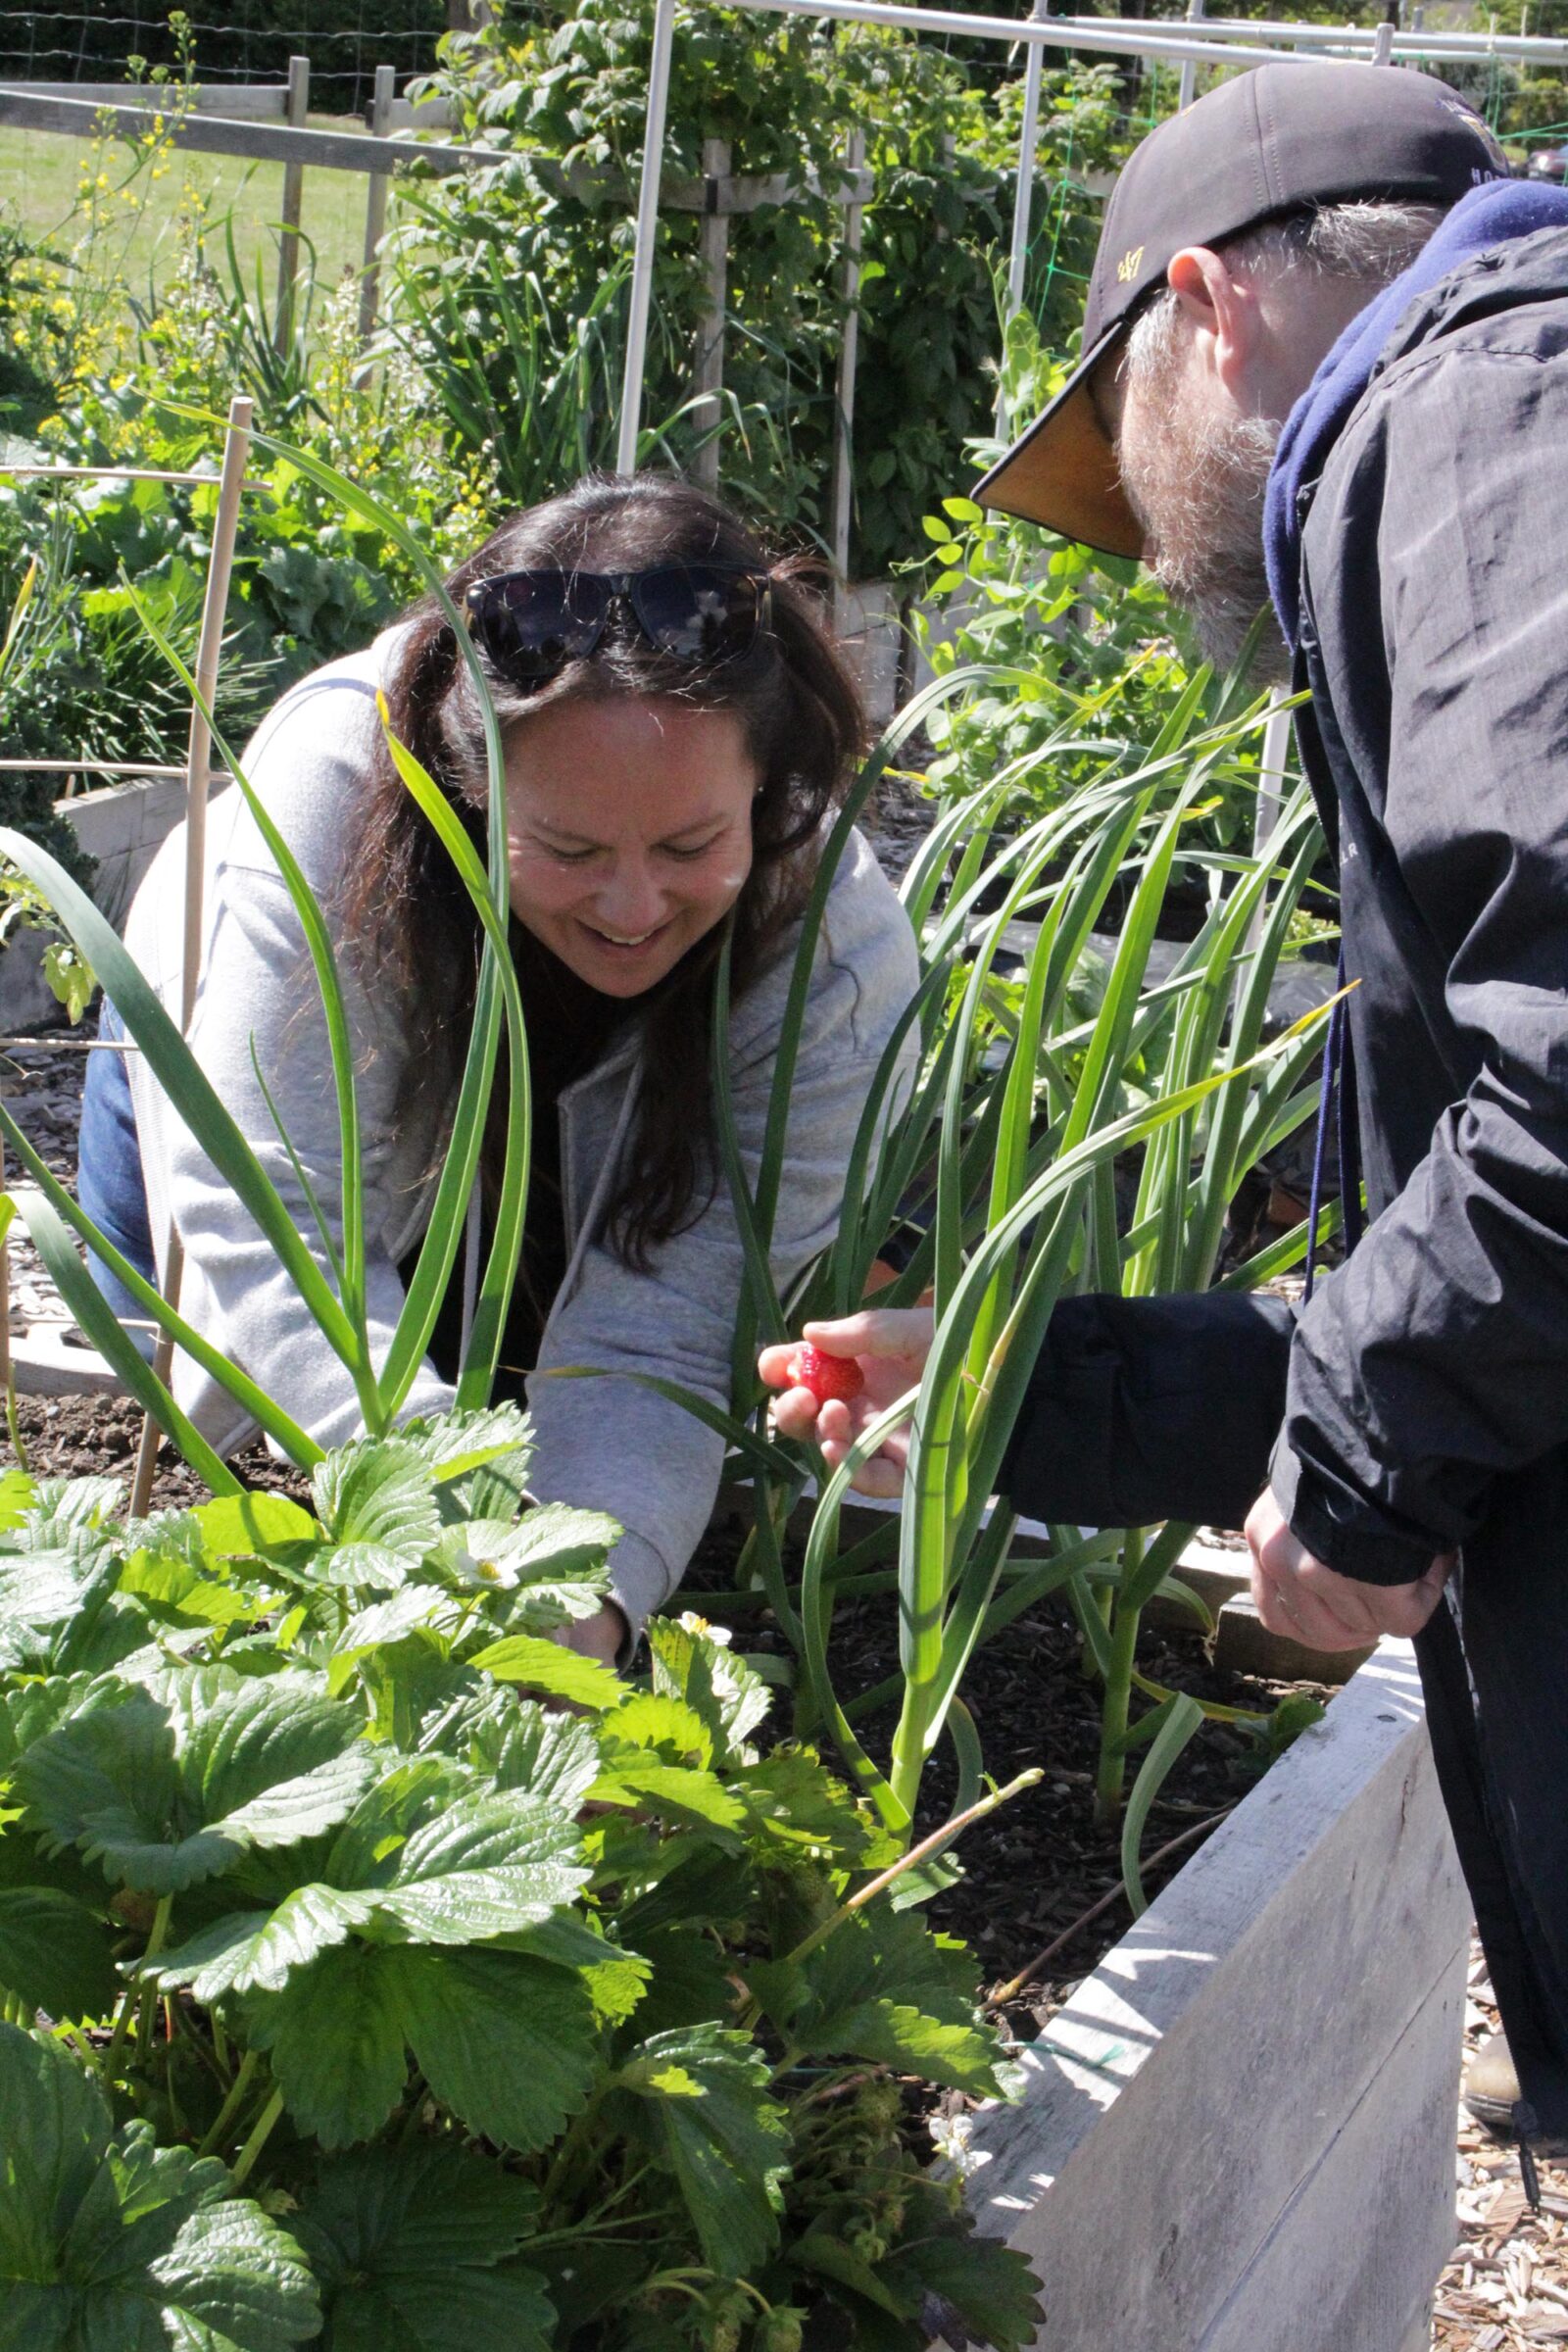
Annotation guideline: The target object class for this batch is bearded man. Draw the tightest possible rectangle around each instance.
[764,63,1568,2155]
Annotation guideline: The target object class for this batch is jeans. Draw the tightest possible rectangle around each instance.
[77,999,159,1361]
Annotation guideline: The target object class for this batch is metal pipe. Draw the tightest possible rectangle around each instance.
[997,0,1048,435]
[831,126,867,588]
[729,0,1360,72]
[1050,12,1568,58]
[617,0,679,476]
[1178,0,1207,110]
[1005,1,1049,301]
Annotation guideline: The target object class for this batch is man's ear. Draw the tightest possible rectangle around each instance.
[1166,244,1261,404]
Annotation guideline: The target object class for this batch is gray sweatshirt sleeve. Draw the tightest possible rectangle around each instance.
[125,659,456,1453]
[525,850,920,1641]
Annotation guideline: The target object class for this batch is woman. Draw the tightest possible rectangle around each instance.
[78,473,918,1661]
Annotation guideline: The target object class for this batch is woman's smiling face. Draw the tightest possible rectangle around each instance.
[502,695,760,998]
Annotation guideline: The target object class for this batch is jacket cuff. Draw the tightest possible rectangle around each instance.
[1269,1433,1440,1588]
[606,1528,677,1659]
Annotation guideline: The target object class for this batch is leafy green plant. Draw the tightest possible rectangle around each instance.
[0,1431,1042,2350]
[651,646,1335,1909]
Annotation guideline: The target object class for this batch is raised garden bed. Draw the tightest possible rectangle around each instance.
[11,1381,1472,2352]
[0,772,185,1029]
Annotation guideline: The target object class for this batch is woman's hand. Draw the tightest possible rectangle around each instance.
[551,1601,629,1666]
[758,1309,935,1497]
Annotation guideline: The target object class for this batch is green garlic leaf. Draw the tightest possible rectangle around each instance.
[613,2023,789,2278]
[291,2142,553,2352]
[0,2024,319,2352]
[311,1440,442,1589]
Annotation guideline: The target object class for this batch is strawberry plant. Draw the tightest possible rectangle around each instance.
[0,1419,1043,2350]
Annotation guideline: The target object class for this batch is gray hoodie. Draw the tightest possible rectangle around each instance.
[123,641,920,1636]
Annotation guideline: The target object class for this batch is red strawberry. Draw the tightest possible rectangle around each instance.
[787,1344,865,1403]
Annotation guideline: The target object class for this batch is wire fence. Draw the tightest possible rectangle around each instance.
[0,3,447,116]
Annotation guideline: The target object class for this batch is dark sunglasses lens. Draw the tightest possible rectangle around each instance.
[633,565,762,662]
[470,574,607,678]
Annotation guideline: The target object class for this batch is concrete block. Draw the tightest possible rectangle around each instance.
[9,1323,122,1396]
[955,1643,1467,2352]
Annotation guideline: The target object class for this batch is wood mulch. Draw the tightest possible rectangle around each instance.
[1433,1943,1568,2350]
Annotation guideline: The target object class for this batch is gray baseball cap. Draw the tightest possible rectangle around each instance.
[974,61,1508,555]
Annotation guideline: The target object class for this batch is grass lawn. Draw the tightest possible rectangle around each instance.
[0,115,376,311]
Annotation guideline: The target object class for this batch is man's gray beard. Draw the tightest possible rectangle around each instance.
[1121,410,1290,685]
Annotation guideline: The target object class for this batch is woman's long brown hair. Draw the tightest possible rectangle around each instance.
[341,473,868,1268]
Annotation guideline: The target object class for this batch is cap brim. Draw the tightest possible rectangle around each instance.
[974,327,1144,561]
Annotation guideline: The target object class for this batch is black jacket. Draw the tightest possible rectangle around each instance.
[1004,228,1568,2132]
[1285,227,1568,2136]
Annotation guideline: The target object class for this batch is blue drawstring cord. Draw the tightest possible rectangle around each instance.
[1303,950,1363,1301]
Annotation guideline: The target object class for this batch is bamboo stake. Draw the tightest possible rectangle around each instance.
[128,394,253,1518]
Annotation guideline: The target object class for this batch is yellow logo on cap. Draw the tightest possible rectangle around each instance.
[1116,245,1145,284]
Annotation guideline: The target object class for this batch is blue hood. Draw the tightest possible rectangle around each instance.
[1263,178,1568,650]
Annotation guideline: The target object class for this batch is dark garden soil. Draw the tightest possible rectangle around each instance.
[680,1498,1330,2043]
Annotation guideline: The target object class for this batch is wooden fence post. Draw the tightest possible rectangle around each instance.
[830,127,866,607]
[692,136,732,490]
[273,53,310,353]
[357,64,396,353]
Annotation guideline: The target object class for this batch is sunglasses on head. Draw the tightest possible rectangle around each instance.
[464,562,772,687]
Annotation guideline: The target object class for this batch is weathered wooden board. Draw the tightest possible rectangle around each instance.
[956,1643,1468,2352]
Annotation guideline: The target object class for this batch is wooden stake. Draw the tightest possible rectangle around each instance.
[128,394,254,1518]
[273,55,310,354]
[357,66,397,357]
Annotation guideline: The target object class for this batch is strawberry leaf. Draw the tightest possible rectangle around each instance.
[312,1439,442,1589]
[612,2024,789,2278]
[290,2143,554,2352]
[0,2023,318,2351]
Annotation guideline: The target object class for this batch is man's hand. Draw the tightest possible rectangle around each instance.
[1245,1488,1451,1651]
[758,1309,935,1497]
